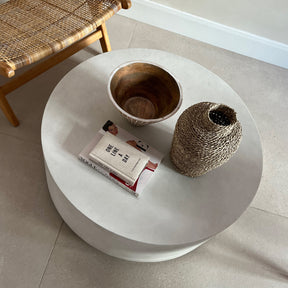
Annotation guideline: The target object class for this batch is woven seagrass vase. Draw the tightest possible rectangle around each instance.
[170,102,242,177]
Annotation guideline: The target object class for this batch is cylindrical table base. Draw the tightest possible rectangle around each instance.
[45,163,208,262]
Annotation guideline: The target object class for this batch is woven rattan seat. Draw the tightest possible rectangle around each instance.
[0,0,131,126]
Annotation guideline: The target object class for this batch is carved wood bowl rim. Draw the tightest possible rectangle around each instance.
[107,60,183,126]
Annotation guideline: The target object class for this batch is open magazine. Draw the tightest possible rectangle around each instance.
[78,120,163,197]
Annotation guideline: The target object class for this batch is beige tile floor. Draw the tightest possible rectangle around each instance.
[0,15,288,288]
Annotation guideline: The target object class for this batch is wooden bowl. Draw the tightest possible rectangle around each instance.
[108,61,182,126]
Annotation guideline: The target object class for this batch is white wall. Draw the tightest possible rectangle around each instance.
[152,0,288,45]
[119,0,288,69]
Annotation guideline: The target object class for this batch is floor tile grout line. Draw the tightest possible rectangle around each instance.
[127,21,139,48]
[38,220,64,288]
[250,206,288,220]
[0,130,42,146]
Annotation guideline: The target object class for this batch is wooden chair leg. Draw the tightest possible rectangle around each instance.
[0,90,19,127]
[0,24,110,127]
[99,22,112,52]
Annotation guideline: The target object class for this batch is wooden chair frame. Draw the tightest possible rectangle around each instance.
[0,0,131,127]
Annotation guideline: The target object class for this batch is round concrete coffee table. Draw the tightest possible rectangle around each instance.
[41,49,262,262]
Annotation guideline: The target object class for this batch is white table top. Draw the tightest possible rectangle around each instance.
[42,48,262,246]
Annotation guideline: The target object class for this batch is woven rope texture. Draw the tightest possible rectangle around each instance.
[0,0,122,70]
[170,102,242,177]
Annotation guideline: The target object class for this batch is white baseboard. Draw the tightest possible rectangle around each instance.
[119,0,288,69]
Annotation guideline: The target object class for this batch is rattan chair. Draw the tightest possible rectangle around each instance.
[0,0,131,126]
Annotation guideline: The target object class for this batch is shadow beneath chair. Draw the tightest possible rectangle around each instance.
[0,51,101,141]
